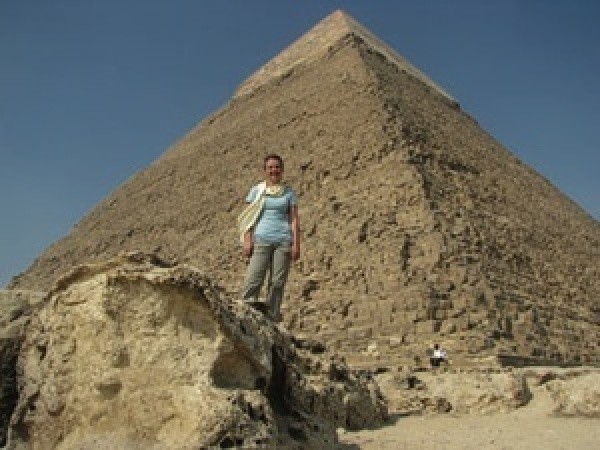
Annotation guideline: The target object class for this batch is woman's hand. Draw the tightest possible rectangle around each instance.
[291,243,300,262]
[242,233,253,260]
[289,205,300,262]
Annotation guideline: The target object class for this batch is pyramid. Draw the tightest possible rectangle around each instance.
[9,10,600,368]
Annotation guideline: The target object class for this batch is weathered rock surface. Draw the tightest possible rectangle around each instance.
[0,290,44,448]
[377,368,532,415]
[376,366,600,419]
[8,11,600,368]
[534,369,600,418]
[5,253,386,449]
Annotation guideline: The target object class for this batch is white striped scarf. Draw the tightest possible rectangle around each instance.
[237,182,285,243]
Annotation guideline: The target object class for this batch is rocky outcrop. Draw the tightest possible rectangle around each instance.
[377,368,532,415]
[377,366,600,419]
[531,369,600,418]
[5,253,387,449]
[0,290,44,448]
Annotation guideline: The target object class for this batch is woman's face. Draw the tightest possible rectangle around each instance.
[264,158,283,185]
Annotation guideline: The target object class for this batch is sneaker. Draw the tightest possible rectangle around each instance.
[247,300,269,315]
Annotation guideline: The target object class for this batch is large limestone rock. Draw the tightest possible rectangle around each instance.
[6,254,387,449]
[8,10,600,369]
[0,290,44,448]
[377,366,600,419]
[530,369,600,418]
[546,375,600,418]
[377,368,532,415]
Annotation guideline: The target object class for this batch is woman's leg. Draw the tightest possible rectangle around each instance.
[267,242,291,321]
[241,243,273,302]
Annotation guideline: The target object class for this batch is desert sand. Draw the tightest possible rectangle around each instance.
[340,375,599,449]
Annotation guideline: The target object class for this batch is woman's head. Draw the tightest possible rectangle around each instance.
[264,153,284,185]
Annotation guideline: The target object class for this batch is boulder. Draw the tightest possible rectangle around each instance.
[544,371,600,418]
[0,290,44,447]
[5,253,387,449]
[377,368,531,415]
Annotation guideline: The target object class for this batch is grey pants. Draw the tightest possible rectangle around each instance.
[241,241,291,320]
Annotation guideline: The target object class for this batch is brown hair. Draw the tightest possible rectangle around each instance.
[264,153,284,170]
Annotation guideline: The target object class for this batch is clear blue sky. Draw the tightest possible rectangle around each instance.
[1,0,599,287]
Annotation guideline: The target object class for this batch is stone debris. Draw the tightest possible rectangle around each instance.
[376,365,600,419]
[377,367,531,416]
[3,253,387,449]
[535,370,600,418]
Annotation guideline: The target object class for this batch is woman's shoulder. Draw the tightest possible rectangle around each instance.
[248,181,266,192]
[246,182,265,203]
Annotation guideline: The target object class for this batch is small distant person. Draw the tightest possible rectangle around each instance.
[237,154,300,322]
[430,344,447,368]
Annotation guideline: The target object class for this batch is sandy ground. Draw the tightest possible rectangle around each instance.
[339,381,600,449]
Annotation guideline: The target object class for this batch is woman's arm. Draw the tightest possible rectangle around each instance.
[242,229,253,259]
[290,205,300,262]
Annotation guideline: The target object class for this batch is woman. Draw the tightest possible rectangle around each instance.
[237,154,300,322]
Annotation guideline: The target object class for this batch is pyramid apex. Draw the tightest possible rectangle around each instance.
[329,9,350,18]
[234,10,455,102]
[325,8,354,23]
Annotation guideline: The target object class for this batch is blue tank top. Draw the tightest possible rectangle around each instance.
[246,185,297,244]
